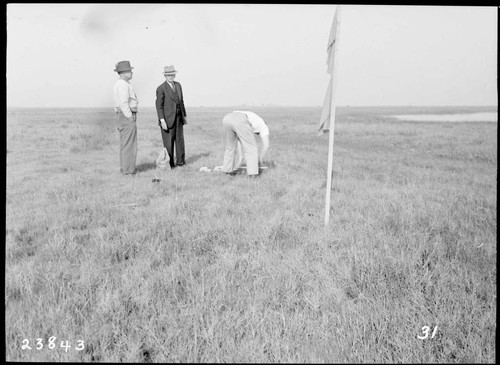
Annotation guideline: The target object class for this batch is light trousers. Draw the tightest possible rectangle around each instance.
[222,112,259,175]
[116,112,137,174]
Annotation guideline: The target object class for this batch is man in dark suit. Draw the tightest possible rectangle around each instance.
[155,65,187,168]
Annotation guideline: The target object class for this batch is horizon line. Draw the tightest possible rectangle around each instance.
[6,105,499,109]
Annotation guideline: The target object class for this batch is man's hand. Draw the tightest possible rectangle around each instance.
[160,119,167,130]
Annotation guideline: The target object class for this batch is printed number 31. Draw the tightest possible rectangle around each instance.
[418,325,438,340]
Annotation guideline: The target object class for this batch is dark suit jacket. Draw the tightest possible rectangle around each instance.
[155,81,187,128]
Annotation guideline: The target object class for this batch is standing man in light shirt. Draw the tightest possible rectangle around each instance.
[113,60,139,175]
[221,110,270,177]
[155,65,187,169]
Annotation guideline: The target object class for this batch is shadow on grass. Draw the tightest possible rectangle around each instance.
[186,152,211,164]
[231,161,276,176]
[136,162,157,173]
[136,152,211,173]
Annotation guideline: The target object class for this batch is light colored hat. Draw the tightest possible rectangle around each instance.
[114,60,134,73]
[163,65,178,75]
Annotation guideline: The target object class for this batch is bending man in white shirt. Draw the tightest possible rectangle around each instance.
[221,110,269,176]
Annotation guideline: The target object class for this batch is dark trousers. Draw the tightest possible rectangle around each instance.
[160,110,185,168]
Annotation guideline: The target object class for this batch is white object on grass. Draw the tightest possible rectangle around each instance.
[199,167,212,172]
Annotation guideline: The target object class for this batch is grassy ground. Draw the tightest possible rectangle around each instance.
[5,105,497,362]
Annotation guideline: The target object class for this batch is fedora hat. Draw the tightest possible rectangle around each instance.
[163,65,178,75]
[114,60,134,73]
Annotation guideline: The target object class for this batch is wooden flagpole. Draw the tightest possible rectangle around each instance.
[325,6,341,226]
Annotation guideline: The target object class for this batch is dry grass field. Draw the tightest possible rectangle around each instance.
[5,105,497,362]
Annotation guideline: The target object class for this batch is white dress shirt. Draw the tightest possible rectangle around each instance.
[113,79,139,118]
[234,110,269,137]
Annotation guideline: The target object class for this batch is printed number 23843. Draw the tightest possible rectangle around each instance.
[21,337,84,352]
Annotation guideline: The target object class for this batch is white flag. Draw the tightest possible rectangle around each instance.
[318,8,339,135]
[326,8,339,75]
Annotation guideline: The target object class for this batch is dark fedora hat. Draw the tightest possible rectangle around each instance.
[114,60,134,73]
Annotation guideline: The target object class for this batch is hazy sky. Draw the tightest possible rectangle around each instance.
[6,4,498,108]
